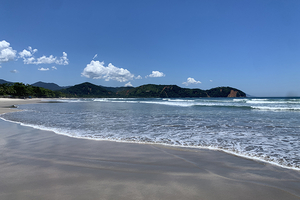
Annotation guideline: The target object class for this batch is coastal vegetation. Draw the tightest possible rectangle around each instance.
[0,83,63,98]
[116,84,246,98]
[0,81,246,98]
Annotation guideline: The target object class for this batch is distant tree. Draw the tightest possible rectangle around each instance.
[12,83,32,97]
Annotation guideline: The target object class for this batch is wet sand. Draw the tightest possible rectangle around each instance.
[0,98,42,114]
[0,99,300,200]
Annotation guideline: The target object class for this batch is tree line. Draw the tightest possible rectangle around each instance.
[0,82,246,98]
[0,83,64,98]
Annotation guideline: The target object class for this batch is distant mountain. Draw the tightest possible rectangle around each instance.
[31,81,70,91]
[30,81,132,92]
[206,87,246,97]
[60,82,114,97]
[116,84,206,98]
[1,79,246,98]
[0,79,13,84]
[102,86,134,93]
[117,84,246,98]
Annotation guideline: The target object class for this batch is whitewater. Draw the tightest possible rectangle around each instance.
[1,97,300,170]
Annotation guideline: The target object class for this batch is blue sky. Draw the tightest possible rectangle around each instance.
[0,0,300,97]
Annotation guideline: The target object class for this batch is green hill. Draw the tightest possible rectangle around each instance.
[60,83,246,98]
[116,84,206,98]
[1,79,246,98]
[117,84,245,98]
[102,86,134,93]
[31,81,69,91]
[60,82,114,97]
[206,87,246,97]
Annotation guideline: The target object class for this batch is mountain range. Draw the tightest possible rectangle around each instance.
[0,79,246,98]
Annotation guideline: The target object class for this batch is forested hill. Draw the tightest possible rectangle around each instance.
[116,84,246,98]
[0,82,63,98]
[60,82,113,97]
[31,81,65,91]
[0,81,246,98]
[60,82,246,98]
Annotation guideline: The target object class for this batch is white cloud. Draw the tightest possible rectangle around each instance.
[0,66,2,68]
[18,46,38,62]
[19,49,33,58]
[146,71,165,78]
[0,40,17,63]
[182,77,201,86]
[93,54,98,59]
[28,46,38,54]
[38,67,50,71]
[35,55,57,64]
[0,41,68,66]
[125,82,133,87]
[210,80,213,82]
[0,40,9,49]
[81,60,135,82]
[52,66,57,70]
[19,46,68,65]
[56,52,68,65]
[10,69,18,73]
[135,75,142,79]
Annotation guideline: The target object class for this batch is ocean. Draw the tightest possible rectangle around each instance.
[1,97,300,170]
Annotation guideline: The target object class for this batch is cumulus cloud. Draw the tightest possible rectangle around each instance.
[19,49,33,58]
[52,66,57,70]
[135,75,142,79]
[38,67,50,71]
[182,77,201,86]
[210,80,213,82]
[10,69,18,73]
[19,46,68,65]
[35,55,56,64]
[0,66,2,68]
[125,82,133,87]
[0,40,17,63]
[146,71,165,78]
[0,40,9,49]
[81,60,135,82]
[19,46,38,59]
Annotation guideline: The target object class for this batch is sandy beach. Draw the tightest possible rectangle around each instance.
[0,98,43,114]
[0,98,300,200]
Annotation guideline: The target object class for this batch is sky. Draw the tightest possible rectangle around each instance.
[0,0,300,97]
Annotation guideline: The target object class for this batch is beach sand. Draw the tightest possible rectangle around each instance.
[0,99,300,200]
[0,98,43,114]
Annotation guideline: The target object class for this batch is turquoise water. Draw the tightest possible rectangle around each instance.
[1,97,300,170]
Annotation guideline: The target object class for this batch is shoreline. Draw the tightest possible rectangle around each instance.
[0,98,56,114]
[1,98,300,171]
[1,98,300,199]
[2,115,300,172]
[1,98,299,171]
